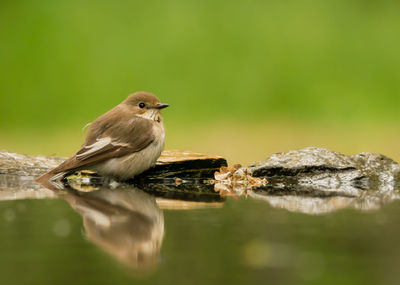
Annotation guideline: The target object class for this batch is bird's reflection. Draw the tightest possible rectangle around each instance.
[60,186,164,270]
[32,176,225,270]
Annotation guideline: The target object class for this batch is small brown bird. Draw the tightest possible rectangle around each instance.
[36,91,168,182]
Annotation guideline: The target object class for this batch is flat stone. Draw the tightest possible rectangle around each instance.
[0,149,227,204]
[0,150,227,201]
[0,151,64,176]
[0,150,227,180]
[136,150,227,179]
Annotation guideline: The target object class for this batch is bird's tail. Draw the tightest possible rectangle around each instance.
[35,170,67,184]
[35,155,78,184]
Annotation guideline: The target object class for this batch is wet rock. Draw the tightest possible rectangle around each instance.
[209,147,400,214]
[0,151,65,176]
[0,150,227,180]
[0,152,63,200]
[246,147,400,193]
[2,148,400,214]
[135,150,227,179]
[0,149,227,204]
[0,150,227,203]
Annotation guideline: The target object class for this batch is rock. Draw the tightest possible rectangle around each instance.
[2,147,400,215]
[210,147,400,214]
[0,151,64,201]
[0,151,65,176]
[0,150,227,180]
[0,150,226,203]
[246,147,400,194]
[136,150,227,179]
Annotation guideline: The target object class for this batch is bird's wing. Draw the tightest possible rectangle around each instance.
[42,116,155,177]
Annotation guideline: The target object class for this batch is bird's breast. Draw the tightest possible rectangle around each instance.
[91,121,165,180]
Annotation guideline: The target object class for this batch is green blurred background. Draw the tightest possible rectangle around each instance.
[1,0,399,164]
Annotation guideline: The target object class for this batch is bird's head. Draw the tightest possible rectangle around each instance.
[123,92,169,121]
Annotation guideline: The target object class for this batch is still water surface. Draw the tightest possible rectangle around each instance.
[0,183,399,285]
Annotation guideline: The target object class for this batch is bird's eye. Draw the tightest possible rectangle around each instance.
[139,102,145,108]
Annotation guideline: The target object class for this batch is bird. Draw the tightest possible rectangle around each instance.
[35,91,168,182]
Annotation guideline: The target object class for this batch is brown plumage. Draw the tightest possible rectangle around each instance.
[36,91,168,182]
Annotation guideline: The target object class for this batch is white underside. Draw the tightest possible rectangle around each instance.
[90,122,165,180]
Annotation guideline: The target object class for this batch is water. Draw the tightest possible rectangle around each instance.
[1,179,400,285]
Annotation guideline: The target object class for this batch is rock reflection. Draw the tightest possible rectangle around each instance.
[60,187,164,270]
[215,176,400,215]
[249,191,383,215]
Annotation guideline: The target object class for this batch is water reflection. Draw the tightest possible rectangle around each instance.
[214,176,400,214]
[2,171,400,275]
[33,177,224,270]
[59,187,164,270]
[3,171,400,217]
[249,191,394,214]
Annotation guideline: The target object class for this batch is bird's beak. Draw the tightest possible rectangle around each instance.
[153,103,169,109]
